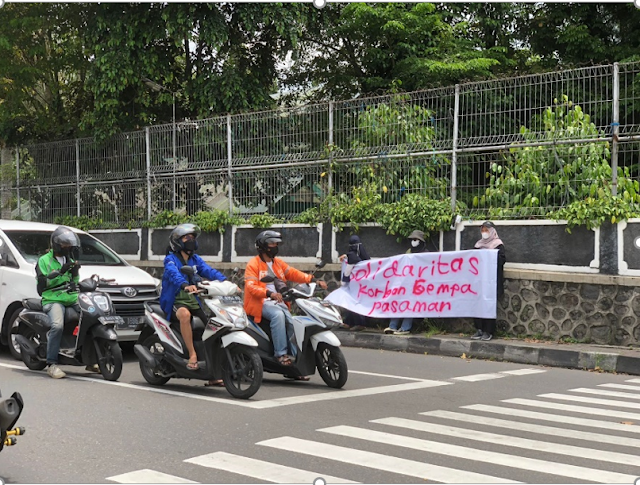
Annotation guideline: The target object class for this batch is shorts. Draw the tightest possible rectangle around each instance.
[172,305,209,326]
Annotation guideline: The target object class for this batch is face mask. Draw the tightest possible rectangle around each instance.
[183,240,198,252]
[481,232,490,240]
[411,240,421,248]
[58,247,71,257]
[265,246,279,258]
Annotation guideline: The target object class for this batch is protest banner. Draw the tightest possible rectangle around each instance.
[326,249,498,319]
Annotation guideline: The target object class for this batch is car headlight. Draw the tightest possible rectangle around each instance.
[153,278,162,296]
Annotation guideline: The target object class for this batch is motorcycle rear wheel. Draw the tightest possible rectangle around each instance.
[97,340,123,381]
[221,346,263,399]
[315,343,348,388]
[20,330,46,371]
[139,335,171,386]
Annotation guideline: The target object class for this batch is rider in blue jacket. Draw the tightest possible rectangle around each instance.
[160,224,226,373]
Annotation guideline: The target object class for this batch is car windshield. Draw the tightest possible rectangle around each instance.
[3,230,124,266]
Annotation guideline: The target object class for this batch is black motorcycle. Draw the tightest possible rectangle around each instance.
[14,274,124,381]
[0,388,24,452]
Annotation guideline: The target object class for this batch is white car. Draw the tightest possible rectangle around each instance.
[0,220,160,360]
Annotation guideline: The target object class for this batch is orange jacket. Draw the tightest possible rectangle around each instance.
[244,255,312,323]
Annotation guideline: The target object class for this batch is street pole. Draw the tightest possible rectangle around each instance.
[172,92,176,211]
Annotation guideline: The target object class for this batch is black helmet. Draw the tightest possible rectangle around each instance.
[51,226,80,256]
[255,230,282,253]
[169,223,201,252]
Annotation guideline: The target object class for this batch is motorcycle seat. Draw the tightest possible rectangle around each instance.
[23,298,43,311]
[145,301,166,318]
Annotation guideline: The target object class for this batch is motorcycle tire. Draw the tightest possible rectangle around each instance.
[315,343,348,389]
[97,340,123,381]
[221,346,263,399]
[20,330,46,371]
[139,335,171,386]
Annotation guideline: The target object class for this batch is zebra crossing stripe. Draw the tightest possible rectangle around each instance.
[539,393,640,409]
[323,424,638,484]
[451,373,506,382]
[504,398,640,420]
[569,387,640,400]
[420,409,640,448]
[371,418,640,468]
[184,451,359,483]
[600,383,640,392]
[106,469,198,484]
[463,404,640,434]
[626,378,640,384]
[498,369,546,376]
[257,436,520,484]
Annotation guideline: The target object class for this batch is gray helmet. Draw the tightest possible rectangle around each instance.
[169,223,201,252]
[51,226,80,255]
[255,230,282,252]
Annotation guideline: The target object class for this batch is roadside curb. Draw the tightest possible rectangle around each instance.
[337,331,640,375]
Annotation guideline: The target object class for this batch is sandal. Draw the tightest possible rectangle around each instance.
[186,359,199,370]
[204,379,224,387]
[284,375,310,381]
[277,355,293,366]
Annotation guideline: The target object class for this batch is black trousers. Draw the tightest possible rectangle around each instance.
[345,310,368,328]
[474,318,496,335]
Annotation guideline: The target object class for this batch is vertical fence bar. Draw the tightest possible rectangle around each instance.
[172,93,177,211]
[451,84,460,212]
[328,102,334,199]
[15,149,20,217]
[145,127,152,219]
[611,62,620,196]
[227,114,233,215]
[75,139,81,217]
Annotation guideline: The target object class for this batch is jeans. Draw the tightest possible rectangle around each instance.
[43,302,66,364]
[262,302,296,358]
[389,318,414,332]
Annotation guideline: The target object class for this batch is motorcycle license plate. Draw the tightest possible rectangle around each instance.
[219,296,242,304]
[117,316,144,329]
[100,316,125,326]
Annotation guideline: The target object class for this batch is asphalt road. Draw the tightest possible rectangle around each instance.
[2,344,640,484]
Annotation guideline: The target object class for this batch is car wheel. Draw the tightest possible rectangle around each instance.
[8,308,24,361]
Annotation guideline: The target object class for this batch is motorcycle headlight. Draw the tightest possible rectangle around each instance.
[233,317,247,329]
[93,295,110,312]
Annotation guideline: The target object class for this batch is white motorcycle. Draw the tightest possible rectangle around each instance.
[245,264,348,388]
[134,266,263,399]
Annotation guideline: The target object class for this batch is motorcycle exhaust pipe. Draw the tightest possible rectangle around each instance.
[14,335,37,359]
[133,344,159,370]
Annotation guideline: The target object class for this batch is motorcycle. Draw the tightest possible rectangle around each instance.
[0,388,24,452]
[246,262,348,388]
[133,266,263,399]
[14,274,124,381]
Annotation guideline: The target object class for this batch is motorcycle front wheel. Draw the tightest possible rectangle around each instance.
[97,340,123,381]
[221,346,263,399]
[315,343,348,388]
[138,335,171,386]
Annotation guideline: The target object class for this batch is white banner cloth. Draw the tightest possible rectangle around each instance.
[326,249,498,319]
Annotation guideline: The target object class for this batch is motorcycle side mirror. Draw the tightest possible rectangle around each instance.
[46,270,61,280]
[232,267,241,274]
[180,266,195,276]
[260,275,275,283]
[315,261,326,269]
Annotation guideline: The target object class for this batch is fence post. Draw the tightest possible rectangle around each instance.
[227,114,233,215]
[146,127,152,219]
[75,139,81,217]
[611,62,620,197]
[328,102,334,199]
[15,149,20,217]
[451,84,460,212]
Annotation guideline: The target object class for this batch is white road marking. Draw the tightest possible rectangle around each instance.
[451,372,507,382]
[348,370,429,381]
[498,369,546,376]
[184,451,358,483]
[569,387,640,400]
[421,409,640,447]
[257,436,520,484]
[106,469,198,483]
[627,378,640,384]
[323,424,638,484]
[373,417,640,467]
[464,404,640,434]
[600,383,640,392]
[539,392,640,410]
[504,398,640,421]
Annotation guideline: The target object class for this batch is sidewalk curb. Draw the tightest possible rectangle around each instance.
[337,332,640,375]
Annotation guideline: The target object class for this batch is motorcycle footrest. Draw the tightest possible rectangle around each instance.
[7,427,25,436]
[3,437,17,446]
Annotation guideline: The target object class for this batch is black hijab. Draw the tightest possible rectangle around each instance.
[346,235,370,264]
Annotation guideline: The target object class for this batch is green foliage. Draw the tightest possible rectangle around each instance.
[143,209,240,233]
[291,207,320,225]
[551,195,640,233]
[53,215,119,231]
[379,194,454,238]
[248,213,284,228]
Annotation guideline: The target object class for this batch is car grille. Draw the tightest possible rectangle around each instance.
[98,285,158,317]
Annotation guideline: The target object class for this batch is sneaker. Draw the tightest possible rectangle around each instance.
[47,364,66,379]
[470,330,483,340]
[384,327,395,334]
[481,332,493,341]
[85,364,100,373]
[394,330,410,336]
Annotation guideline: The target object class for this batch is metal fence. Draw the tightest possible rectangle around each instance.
[2,61,640,227]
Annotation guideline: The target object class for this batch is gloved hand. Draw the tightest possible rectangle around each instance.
[60,262,73,274]
[70,261,81,277]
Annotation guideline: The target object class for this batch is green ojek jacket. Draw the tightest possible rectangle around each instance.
[35,250,80,307]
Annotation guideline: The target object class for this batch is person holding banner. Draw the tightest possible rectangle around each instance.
[339,235,371,331]
[384,230,428,335]
[470,221,506,341]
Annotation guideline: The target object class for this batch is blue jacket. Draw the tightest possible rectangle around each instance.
[159,252,226,317]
